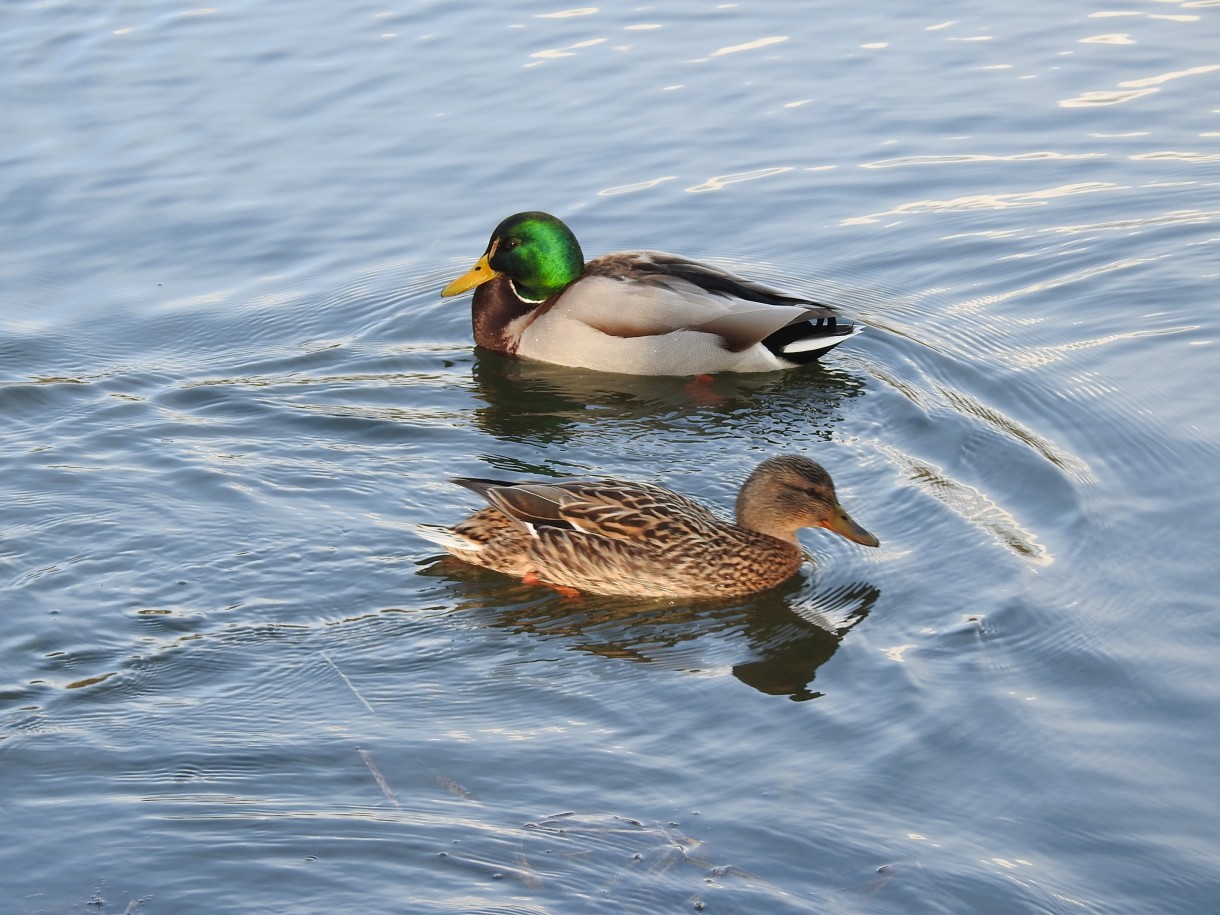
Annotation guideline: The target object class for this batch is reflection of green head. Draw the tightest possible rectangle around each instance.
[487,212,585,301]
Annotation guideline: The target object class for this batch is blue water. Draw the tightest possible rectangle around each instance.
[4,2,1220,913]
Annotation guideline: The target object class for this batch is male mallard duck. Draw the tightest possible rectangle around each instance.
[417,454,879,598]
[441,212,862,376]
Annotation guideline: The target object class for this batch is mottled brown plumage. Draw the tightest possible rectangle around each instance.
[418,455,879,598]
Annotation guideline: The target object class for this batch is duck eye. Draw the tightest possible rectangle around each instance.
[504,237,520,250]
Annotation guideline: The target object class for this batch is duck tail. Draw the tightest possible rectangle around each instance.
[763,319,864,365]
[414,524,484,553]
[451,477,511,499]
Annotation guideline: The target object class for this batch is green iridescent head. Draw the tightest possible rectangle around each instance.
[442,211,585,302]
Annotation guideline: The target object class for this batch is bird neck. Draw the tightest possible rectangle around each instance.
[735,493,802,545]
[471,277,549,354]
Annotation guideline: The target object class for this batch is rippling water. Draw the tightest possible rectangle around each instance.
[4,2,1220,913]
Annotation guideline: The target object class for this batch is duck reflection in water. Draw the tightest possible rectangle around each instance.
[467,348,868,447]
[416,560,879,702]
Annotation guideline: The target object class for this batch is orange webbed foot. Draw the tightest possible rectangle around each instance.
[684,373,724,406]
[522,571,582,599]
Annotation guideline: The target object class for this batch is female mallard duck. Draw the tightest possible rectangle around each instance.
[441,212,862,376]
[417,455,879,598]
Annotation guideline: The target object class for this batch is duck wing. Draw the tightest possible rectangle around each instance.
[453,476,721,544]
[568,251,848,353]
[588,250,830,307]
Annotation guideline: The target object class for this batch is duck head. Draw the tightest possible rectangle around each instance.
[736,454,880,548]
[442,211,585,303]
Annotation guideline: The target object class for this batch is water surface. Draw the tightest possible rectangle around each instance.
[4,2,1220,913]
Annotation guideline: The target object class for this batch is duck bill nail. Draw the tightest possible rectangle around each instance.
[441,254,499,297]
[824,510,880,547]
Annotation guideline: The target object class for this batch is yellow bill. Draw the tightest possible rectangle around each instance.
[442,253,499,297]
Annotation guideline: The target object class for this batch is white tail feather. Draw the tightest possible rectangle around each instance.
[780,323,864,355]
[414,524,483,553]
